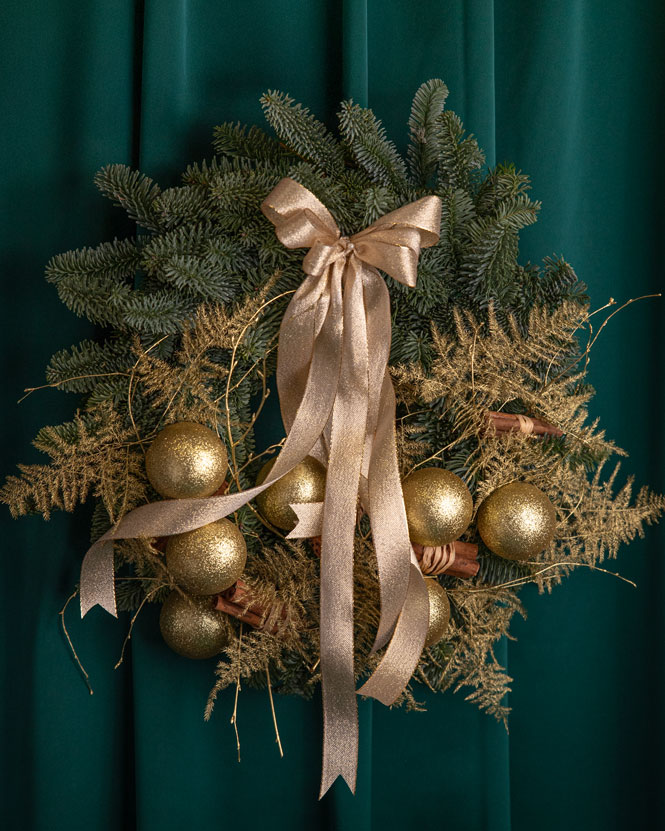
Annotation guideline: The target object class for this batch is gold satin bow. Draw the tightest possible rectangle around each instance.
[79,177,441,797]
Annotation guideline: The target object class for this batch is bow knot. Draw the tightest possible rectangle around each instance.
[304,235,357,278]
[337,236,356,260]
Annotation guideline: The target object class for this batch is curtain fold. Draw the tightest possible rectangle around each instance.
[1,2,663,829]
[495,3,665,827]
[342,0,369,105]
[0,3,139,829]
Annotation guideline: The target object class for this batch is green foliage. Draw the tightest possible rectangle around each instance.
[212,122,282,163]
[436,111,485,191]
[407,79,450,186]
[260,90,344,177]
[46,339,131,394]
[476,547,531,586]
[94,165,163,232]
[338,100,409,192]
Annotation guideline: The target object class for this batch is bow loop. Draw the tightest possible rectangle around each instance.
[367,195,441,242]
[351,196,441,286]
[261,178,339,250]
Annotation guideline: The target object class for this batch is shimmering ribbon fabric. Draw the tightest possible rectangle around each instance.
[79,177,441,796]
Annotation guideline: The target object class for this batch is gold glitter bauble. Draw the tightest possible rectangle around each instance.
[145,422,227,499]
[402,468,473,546]
[159,591,229,659]
[166,518,247,595]
[424,578,450,648]
[255,456,327,531]
[477,482,557,561]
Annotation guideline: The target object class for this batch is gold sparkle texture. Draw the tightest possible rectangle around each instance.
[424,578,450,648]
[477,481,557,560]
[402,467,473,546]
[159,591,229,659]
[166,518,247,595]
[145,422,227,499]
[255,455,327,531]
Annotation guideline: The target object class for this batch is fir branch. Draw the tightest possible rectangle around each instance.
[45,339,132,394]
[436,111,485,191]
[94,165,163,231]
[213,122,283,163]
[338,100,409,193]
[407,78,450,186]
[261,90,345,177]
[46,238,140,286]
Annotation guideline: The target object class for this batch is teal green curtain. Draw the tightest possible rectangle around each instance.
[2,2,663,828]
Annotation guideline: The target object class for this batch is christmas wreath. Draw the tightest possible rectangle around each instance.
[3,79,662,794]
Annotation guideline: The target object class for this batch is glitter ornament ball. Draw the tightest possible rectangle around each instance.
[402,468,473,546]
[166,518,247,595]
[145,422,227,499]
[477,481,557,561]
[255,455,327,531]
[159,592,229,659]
[424,578,450,648]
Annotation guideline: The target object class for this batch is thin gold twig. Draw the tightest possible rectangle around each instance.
[128,334,170,450]
[224,289,296,485]
[114,585,163,669]
[396,408,429,423]
[542,294,661,390]
[266,665,284,758]
[470,323,482,394]
[59,589,93,695]
[221,336,279,398]
[466,560,637,593]
[236,440,286,476]
[230,624,243,763]
[409,436,460,473]
[18,372,130,404]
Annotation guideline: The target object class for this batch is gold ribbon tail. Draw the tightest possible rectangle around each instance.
[319,259,369,797]
[357,551,429,705]
[80,540,117,617]
[79,257,345,617]
[286,502,324,539]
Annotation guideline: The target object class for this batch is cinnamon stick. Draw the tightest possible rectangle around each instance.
[312,537,479,578]
[485,411,563,437]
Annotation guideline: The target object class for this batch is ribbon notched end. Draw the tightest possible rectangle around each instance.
[79,540,118,619]
[319,770,357,800]
[286,502,324,539]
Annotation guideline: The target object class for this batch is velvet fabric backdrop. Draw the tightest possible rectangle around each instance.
[1,1,663,829]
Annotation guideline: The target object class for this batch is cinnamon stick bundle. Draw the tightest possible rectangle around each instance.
[412,541,479,578]
[214,580,285,634]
